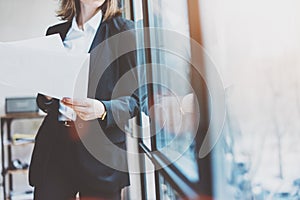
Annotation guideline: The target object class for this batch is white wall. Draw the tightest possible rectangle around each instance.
[0,0,59,115]
[0,0,59,41]
[0,0,60,194]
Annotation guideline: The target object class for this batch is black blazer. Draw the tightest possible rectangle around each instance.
[29,15,142,193]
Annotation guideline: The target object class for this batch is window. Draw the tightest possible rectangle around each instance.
[129,0,211,199]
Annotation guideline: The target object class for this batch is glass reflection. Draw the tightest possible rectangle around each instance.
[145,0,201,182]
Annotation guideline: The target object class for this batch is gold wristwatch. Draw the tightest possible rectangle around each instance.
[100,110,107,120]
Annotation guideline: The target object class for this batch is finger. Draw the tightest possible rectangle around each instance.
[77,112,86,120]
[81,114,92,121]
[61,101,73,107]
[62,98,89,107]
[73,106,90,114]
[78,113,92,121]
[45,95,52,100]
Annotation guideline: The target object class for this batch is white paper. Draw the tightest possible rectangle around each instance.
[0,35,90,99]
[7,34,66,52]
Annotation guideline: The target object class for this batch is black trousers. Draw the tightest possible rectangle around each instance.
[33,161,121,200]
[34,188,121,200]
[33,126,121,200]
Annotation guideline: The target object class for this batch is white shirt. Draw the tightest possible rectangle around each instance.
[63,10,103,53]
[59,10,103,121]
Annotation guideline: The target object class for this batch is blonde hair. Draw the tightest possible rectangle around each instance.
[57,0,121,21]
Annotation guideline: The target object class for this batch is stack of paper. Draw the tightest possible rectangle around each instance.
[0,34,90,99]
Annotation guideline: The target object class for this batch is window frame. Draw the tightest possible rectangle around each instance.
[127,0,214,199]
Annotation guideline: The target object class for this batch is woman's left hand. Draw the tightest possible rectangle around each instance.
[61,97,105,121]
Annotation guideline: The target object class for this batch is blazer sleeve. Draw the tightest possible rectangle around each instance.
[100,52,146,128]
[36,93,59,115]
[100,24,148,129]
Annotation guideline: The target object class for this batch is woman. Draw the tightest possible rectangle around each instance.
[29,0,140,199]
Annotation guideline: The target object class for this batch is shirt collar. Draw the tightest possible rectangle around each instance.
[70,9,103,32]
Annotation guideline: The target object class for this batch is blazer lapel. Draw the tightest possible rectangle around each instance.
[57,22,72,41]
[87,18,109,97]
[88,19,107,53]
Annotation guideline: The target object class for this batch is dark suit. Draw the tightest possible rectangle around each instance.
[29,14,142,199]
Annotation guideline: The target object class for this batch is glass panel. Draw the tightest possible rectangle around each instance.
[159,173,182,200]
[146,0,200,182]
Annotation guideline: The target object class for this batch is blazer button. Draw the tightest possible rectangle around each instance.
[78,123,84,129]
